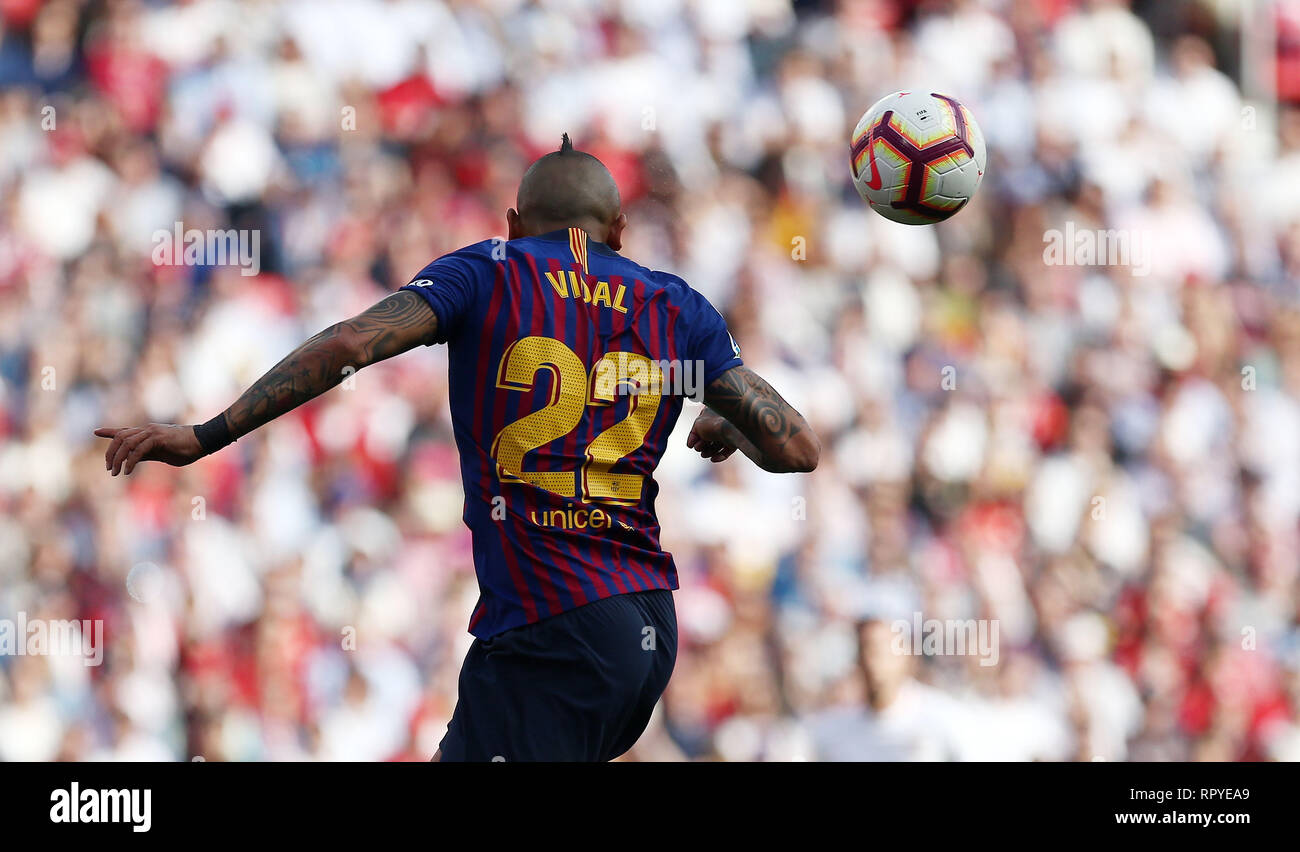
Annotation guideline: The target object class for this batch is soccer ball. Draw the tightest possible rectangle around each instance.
[850,91,987,225]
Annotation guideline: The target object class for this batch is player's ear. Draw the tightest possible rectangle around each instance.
[606,212,628,251]
[506,208,523,241]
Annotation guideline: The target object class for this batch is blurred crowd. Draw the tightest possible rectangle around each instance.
[3,0,1300,762]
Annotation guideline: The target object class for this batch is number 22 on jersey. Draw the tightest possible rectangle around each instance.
[490,335,662,506]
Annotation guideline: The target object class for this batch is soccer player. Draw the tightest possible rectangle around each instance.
[95,136,819,761]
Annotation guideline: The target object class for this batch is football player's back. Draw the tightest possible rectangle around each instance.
[403,225,742,639]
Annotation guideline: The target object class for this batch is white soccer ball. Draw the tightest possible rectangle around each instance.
[850,91,987,225]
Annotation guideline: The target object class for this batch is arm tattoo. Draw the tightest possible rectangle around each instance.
[704,366,811,473]
[221,290,436,440]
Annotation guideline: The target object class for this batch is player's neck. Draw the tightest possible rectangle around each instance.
[526,220,609,244]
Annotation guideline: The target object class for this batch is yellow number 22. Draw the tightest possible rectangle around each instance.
[490,336,662,504]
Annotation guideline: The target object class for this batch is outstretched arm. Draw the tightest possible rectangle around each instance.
[686,365,819,473]
[95,290,437,475]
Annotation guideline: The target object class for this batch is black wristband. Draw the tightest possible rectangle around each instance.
[193,414,234,456]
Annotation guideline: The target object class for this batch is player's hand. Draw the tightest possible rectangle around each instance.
[93,424,205,475]
[686,409,738,463]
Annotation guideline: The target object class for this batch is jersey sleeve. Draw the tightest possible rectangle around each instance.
[678,285,743,385]
[400,244,495,345]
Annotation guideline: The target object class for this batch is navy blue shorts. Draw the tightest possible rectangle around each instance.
[438,589,677,762]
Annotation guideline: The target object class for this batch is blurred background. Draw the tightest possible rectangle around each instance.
[2,0,1300,762]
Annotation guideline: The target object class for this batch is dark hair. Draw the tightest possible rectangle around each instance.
[515,134,620,228]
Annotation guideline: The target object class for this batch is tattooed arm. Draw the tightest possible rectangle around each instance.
[218,290,436,440]
[685,366,819,473]
[95,290,437,475]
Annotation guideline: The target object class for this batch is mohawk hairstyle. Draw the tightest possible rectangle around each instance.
[515,133,620,229]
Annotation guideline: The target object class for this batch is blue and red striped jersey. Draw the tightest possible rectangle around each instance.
[402,228,742,638]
